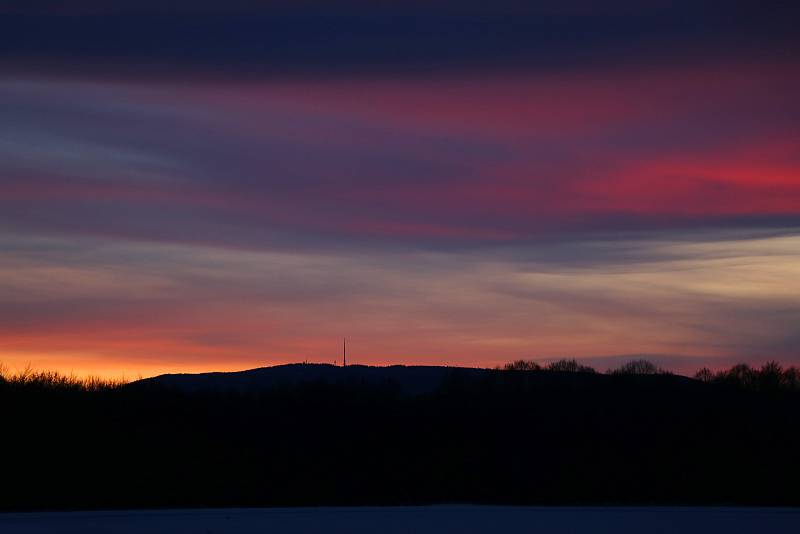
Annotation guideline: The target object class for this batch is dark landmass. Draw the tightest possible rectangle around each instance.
[5,506,800,534]
[136,363,489,396]
[2,362,800,510]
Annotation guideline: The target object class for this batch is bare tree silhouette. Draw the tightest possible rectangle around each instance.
[501,360,542,371]
[725,363,757,389]
[759,361,785,391]
[694,367,714,382]
[610,359,666,375]
[546,359,596,373]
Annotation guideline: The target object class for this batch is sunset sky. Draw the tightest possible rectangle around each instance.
[1,1,799,377]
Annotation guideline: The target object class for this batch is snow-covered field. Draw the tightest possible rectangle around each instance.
[1,506,798,533]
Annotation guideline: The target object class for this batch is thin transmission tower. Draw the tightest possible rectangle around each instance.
[343,337,347,367]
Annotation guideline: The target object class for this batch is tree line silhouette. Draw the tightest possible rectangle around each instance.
[502,358,800,390]
[2,359,799,510]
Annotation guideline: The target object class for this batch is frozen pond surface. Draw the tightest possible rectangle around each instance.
[2,506,799,533]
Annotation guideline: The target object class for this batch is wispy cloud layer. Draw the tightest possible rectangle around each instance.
[1,230,798,376]
[0,3,798,375]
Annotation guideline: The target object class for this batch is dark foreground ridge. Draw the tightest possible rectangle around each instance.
[3,362,800,510]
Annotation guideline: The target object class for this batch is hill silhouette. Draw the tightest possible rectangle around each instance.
[133,361,705,396]
[134,363,490,396]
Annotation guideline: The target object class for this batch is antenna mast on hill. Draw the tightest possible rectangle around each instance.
[343,337,347,367]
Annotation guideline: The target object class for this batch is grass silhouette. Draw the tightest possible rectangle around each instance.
[0,363,126,391]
